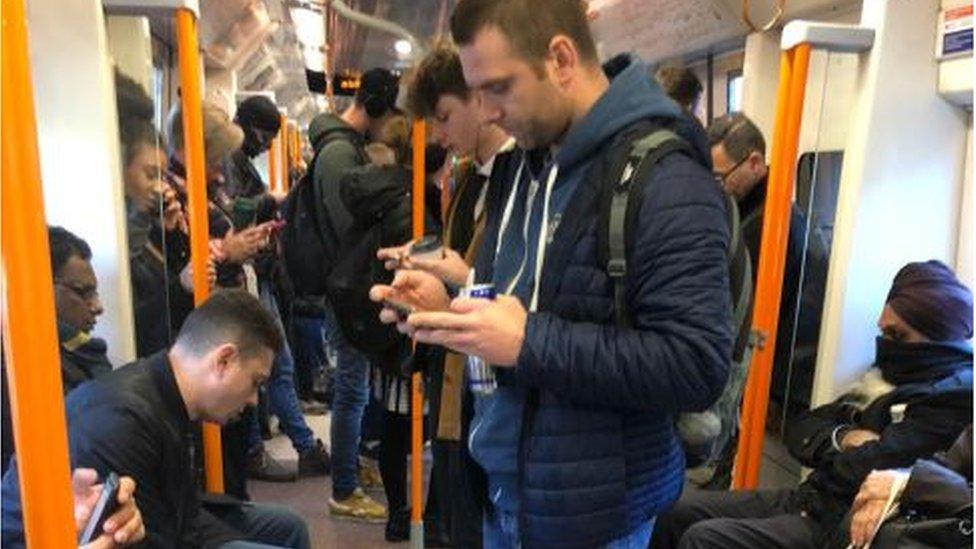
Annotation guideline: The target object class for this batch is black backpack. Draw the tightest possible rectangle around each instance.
[596,125,754,466]
[280,129,354,297]
[324,168,410,368]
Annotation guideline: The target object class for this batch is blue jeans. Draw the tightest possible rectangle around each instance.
[248,282,315,453]
[324,305,370,498]
[216,502,311,549]
[290,313,325,401]
[484,508,655,549]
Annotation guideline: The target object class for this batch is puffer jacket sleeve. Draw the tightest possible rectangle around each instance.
[515,154,732,413]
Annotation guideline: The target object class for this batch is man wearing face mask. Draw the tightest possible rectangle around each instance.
[653,260,973,549]
[226,96,282,199]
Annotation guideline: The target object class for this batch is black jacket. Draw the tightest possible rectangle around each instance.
[738,179,829,409]
[224,149,267,199]
[786,342,973,528]
[901,423,972,519]
[1,352,240,548]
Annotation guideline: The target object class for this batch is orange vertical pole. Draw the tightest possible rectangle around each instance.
[176,8,224,494]
[269,125,280,193]
[410,118,426,545]
[733,44,812,490]
[1,0,78,545]
[279,114,288,192]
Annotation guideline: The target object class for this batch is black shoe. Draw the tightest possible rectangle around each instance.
[246,449,297,482]
[424,521,453,548]
[385,508,410,542]
[298,439,331,477]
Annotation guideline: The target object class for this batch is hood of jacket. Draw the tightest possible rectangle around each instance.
[552,53,710,175]
[339,165,409,223]
[308,112,362,152]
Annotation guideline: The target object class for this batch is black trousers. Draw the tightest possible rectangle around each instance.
[651,488,821,549]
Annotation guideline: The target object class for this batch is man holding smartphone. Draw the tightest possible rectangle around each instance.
[2,291,310,548]
[372,1,732,547]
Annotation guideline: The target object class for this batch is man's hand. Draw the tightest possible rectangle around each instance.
[408,248,471,287]
[377,243,411,271]
[407,296,527,366]
[73,469,146,548]
[370,270,452,331]
[219,224,270,263]
[841,429,881,450]
[849,469,909,548]
[179,256,217,293]
[378,242,471,286]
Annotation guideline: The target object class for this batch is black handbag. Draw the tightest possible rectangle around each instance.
[870,510,973,548]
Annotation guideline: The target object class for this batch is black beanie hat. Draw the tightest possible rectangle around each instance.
[886,260,973,341]
[236,96,281,132]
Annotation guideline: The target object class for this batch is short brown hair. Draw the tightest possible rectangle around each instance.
[707,113,766,163]
[407,39,471,118]
[654,66,703,111]
[451,0,598,68]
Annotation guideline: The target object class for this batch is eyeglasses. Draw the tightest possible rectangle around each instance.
[56,281,99,303]
[713,154,750,185]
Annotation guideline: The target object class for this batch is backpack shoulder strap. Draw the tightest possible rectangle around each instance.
[605,128,689,327]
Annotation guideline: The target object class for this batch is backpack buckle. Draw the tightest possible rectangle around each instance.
[607,258,626,278]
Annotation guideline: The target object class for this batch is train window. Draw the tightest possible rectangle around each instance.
[726,69,743,114]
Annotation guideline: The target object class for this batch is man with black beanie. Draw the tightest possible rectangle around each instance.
[653,260,973,549]
[226,95,282,198]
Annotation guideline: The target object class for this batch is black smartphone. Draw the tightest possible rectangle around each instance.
[383,298,414,320]
[78,472,120,545]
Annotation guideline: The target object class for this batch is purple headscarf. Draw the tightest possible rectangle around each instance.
[886,260,973,341]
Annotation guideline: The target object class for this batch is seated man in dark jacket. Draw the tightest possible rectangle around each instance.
[844,424,972,548]
[1,290,310,549]
[654,260,973,549]
[2,227,112,472]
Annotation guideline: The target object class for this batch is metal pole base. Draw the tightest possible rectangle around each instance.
[410,521,424,549]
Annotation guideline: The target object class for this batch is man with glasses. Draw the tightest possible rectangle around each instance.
[47,226,112,392]
[707,113,828,424]
[2,226,110,473]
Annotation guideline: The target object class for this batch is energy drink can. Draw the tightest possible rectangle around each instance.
[460,283,497,395]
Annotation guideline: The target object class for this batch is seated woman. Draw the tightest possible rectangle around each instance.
[652,260,973,549]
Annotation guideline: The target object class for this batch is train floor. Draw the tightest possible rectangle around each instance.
[250,413,420,549]
[248,411,801,549]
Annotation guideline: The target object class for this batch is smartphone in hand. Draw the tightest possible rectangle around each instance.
[78,472,120,545]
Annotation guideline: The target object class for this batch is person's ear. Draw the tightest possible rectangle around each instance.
[747,150,766,176]
[547,35,578,88]
[211,343,239,379]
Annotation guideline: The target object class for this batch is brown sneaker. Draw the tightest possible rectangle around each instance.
[328,488,388,523]
[358,459,384,492]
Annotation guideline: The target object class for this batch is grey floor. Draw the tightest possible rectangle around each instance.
[251,413,802,549]
[250,414,398,549]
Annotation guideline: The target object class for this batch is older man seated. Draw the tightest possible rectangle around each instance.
[652,260,973,549]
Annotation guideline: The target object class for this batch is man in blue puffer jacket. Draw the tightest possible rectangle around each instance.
[371,0,732,546]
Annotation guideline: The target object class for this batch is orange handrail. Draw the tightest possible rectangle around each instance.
[270,122,280,194]
[1,0,78,545]
[176,8,224,493]
[410,118,426,539]
[1,0,79,543]
[732,44,812,490]
[279,114,288,192]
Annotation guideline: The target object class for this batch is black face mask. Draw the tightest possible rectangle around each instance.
[875,336,971,385]
[241,126,266,157]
